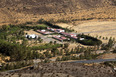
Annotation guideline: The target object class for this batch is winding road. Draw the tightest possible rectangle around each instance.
[70,59,116,63]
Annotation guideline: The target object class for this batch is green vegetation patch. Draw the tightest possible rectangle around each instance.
[77,35,102,46]
[0,60,33,72]
[36,24,47,27]
[38,19,73,32]
[0,39,32,61]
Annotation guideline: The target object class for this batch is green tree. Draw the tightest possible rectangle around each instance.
[112,48,116,53]
[51,48,57,57]
[2,25,10,31]
[56,57,61,61]
[99,36,101,39]
[0,40,31,61]
[49,41,53,44]
[106,37,108,40]
[44,59,50,63]
[54,41,57,44]
[103,37,104,40]
[63,43,69,49]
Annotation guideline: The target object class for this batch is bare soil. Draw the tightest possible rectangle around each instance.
[97,53,116,59]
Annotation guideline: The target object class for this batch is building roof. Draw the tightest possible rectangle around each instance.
[53,35,67,41]
[53,36,63,41]
[71,36,77,39]
[26,34,38,38]
[37,30,53,35]
[61,32,70,36]
[47,27,65,33]
[61,36,67,40]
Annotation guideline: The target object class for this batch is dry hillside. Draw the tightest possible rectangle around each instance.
[0,62,116,77]
[0,0,115,25]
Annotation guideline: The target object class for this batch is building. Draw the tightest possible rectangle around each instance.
[60,36,67,40]
[56,29,65,33]
[71,36,78,39]
[53,35,67,42]
[47,27,56,31]
[53,36,63,41]
[47,27,65,33]
[61,32,77,39]
[60,32,70,36]
[26,34,38,39]
[114,67,116,71]
[37,30,53,35]
[80,38,85,40]
[69,34,77,37]
[41,30,46,32]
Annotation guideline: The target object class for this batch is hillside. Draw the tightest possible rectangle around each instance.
[0,0,116,25]
[0,62,116,77]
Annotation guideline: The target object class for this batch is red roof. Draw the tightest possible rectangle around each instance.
[61,32,70,36]
[53,36,67,41]
[53,36,63,41]
[71,36,77,39]
[37,30,52,34]
[47,27,50,30]
[61,37,67,40]
[70,34,76,35]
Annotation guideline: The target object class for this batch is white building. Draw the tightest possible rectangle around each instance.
[70,34,77,37]
[51,28,55,31]
[57,35,61,37]
[56,29,65,33]
[47,27,65,33]
[80,38,85,40]
[26,34,38,39]
[41,30,46,32]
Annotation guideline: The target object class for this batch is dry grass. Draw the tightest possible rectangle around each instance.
[0,0,115,25]
[73,21,116,38]
[97,53,116,59]
[57,21,116,43]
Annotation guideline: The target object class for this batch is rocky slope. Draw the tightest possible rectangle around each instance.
[0,62,116,77]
